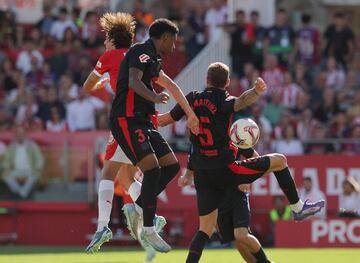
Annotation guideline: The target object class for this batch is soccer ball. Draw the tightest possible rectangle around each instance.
[229,118,260,149]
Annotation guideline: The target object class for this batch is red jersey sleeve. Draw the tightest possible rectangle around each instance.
[93,51,111,77]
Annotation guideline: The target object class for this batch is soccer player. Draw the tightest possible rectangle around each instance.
[82,13,164,259]
[178,149,273,263]
[159,114,272,263]
[159,62,325,262]
[109,18,199,252]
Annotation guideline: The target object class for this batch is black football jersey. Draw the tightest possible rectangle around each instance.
[171,88,236,169]
[110,39,162,119]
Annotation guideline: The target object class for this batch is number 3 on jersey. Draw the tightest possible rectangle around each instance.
[199,116,214,146]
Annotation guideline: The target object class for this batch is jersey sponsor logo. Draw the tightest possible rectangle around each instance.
[139,54,150,63]
[96,61,102,68]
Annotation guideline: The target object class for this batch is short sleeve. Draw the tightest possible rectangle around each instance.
[128,45,150,72]
[170,92,195,121]
[219,96,236,114]
[93,52,111,77]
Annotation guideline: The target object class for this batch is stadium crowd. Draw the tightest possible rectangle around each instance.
[0,0,359,156]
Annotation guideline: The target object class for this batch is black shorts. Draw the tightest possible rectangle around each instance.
[217,190,250,243]
[110,117,172,165]
[194,156,269,216]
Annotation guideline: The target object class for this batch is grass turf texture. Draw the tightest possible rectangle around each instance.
[0,247,359,263]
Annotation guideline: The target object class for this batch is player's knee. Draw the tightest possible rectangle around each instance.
[234,231,250,244]
[271,153,287,170]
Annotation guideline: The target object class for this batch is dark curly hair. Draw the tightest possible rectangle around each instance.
[100,12,135,49]
[149,18,179,39]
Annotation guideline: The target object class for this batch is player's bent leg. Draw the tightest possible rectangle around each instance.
[186,210,217,263]
[137,154,171,253]
[233,240,256,263]
[86,160,122,253]
[266,153,325,221]
[234,228,272,263]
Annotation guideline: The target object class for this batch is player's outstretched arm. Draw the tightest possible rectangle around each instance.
[233,77,267,112]
[83,72,108,92]
[156,70,199,135]
[129,67,170,104]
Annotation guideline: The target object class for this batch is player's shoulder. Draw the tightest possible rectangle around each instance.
[129,40,153,54]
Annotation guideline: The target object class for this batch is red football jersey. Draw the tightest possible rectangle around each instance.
[93,48,128,93]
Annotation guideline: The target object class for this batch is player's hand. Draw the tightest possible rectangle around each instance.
[254,77,267,95]
[154,92,170,104]
[157,113,167,127]
[178,173,193,187]
[187,113,199,135]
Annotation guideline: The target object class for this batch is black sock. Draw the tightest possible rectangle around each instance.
[186,231,209,263]
[136,163,180,207]
[156,163,180,195]
[274,167,299,204]
[252,247,270,263]
[141,166,160,227]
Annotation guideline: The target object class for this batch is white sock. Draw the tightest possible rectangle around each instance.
[97,179,114,231]
[128,181,143,215]
[143,226,155,234]
[128,180,141,201]
[290,199,304,213]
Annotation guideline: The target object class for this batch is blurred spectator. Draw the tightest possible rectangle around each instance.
[47,41,68,80]
[225,10,254,77]
[338,176,360,218]
[305,122,335,154]
[262,54,283,94]
[293,62,311,92]
[21,106,43,131]
[239,62,255,90]
[291,90,309,116]
[313,88,340,123]
[58,74,79,104]
[323,12,355,69]
[50,7,78,41]
[272,110,293,140]
[294,14,320,68]
[1,59,17,93]
[37,87,66,124]
[81,11,100,41]
[280,71,301,109]
[299,177,326,218]
[296,108,315,141]
[347,90,360,119]
[63,27,77,50]
[36,6,55,36]
[15,92,38,125]
[273,124,304,155]
[329,112,351,138]
[1,127,44,199]
[251,105,272,154]
[264,8,294,67]
[269,196,292,224]
[29,27,44,49]
[204,0,227,42]
[264,91,285,126]
[66,89,105,131]
[133,0,154,27]
[309,71,327,110]
[325,56,345,91]
[187,4,206,59]
[83,26,103,48]
[40,61,56,87]
[73,56,93,86]
[0,10,16,48]
[250,10,266,70]
[16,38,44,75]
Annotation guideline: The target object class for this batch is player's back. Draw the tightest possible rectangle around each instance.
[189,87,236,169]
[94,49,127,93]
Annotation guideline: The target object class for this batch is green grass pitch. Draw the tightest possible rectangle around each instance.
[1,246,359,263]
